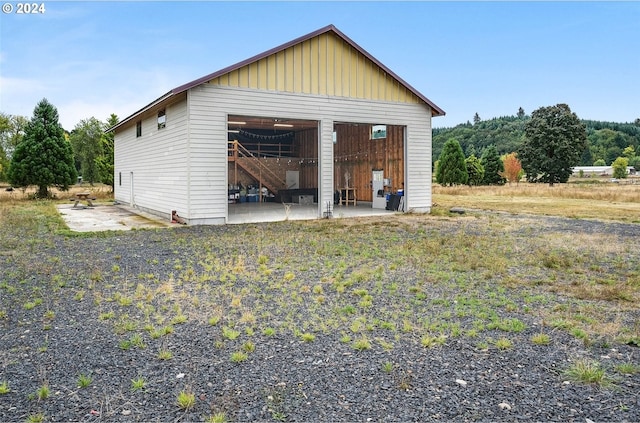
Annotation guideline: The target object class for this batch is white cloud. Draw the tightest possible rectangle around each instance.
[0,56,192,129]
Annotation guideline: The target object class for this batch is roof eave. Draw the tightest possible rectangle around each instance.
[106,91,174,133]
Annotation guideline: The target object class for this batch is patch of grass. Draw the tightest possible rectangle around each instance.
[487,317,526,333]
[36,384,49,400]
[300,332,315,342]
[23,299,42,310]
[207,412,228,423]
[421,334,447,348]
[242,341,255,353]
[26,413,45,423]
[494,337,513,350]
[157,349,173,360]
[615,362,640,375]
[77,373,92,388]
[353,336,371,351]
[131,377,146,391]
[340,334,351,343]
[176,389,196,410]
[0,381,10,394]
[381,361,394,373]
[531,333,551,345]
[230,351,248,363]
[262,327,275,336]
[222,326,240,341]
[119,339,132,350]
[171,313,188,325]
[476,341,490,351]
[564,359,613,386]
[99,311,115,321]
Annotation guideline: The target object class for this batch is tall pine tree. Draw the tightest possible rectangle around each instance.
[480,145,505,185]
[8,99,77,197]
[465,154,485,186]
[436,138,468,186]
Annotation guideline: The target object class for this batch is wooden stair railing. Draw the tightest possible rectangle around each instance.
[228,140,286,194]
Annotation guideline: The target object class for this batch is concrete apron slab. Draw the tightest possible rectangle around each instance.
[57,203,172,232]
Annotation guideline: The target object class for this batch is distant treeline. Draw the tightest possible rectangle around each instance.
[433,115,640,167]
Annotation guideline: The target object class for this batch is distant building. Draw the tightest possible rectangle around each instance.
[572,166,635,176]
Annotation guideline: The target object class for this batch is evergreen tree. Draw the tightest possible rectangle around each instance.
[97,114,118,191]
[465,154,484,186]
[480,145,505,185]
[465,142,476,158]
[519,104,587,186]
[436,138,468,186]
[517,107,525,119]
[8,99,77,197]
[473,113,481,125]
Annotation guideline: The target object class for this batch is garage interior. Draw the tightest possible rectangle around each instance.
[227,115,405,223]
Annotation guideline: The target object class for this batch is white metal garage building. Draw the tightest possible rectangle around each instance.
[109,25,445,225]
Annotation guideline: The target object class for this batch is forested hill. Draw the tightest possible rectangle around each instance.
[432,115,640,167]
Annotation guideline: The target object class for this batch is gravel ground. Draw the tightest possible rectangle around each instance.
[1,212,639,422]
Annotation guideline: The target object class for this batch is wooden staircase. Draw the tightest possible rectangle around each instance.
[228,140,286,194]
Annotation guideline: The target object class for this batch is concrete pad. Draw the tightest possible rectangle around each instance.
[57,203,172,232]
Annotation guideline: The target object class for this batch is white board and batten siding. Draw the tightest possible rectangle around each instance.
[114,95,190,220]
[187,84,433,224]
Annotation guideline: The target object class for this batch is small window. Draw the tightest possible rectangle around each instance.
[119,172,122,186]
[157,109,166,130]
[371,125,386,140]
[136,121,142,137]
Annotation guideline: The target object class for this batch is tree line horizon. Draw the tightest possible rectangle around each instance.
[1,100,638,197]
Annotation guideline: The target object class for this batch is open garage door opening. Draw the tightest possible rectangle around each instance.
[227,115,320,222]
[333,122,406,212]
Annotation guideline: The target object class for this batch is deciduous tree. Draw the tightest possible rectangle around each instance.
[436,138,468,186]
[500,152,523,184]
[8,99,77,197]
[612,157,629,179]
[0,113,28,181]
[519,104,587,186]
[70,117,104,185]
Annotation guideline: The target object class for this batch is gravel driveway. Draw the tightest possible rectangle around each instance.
[1,211,639,422]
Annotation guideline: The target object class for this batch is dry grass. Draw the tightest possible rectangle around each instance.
[0,183,113,203]
[433,180,640,223]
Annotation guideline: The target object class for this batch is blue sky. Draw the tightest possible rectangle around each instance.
[1,1,638,130]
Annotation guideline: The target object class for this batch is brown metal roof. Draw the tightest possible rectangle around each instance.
[109,24,445,132]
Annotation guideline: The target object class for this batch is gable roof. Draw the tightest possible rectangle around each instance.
[110,24,444,132]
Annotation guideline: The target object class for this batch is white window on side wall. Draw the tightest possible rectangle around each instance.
[157,109,166,130]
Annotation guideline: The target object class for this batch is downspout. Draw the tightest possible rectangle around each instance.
[186,90,191,221]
